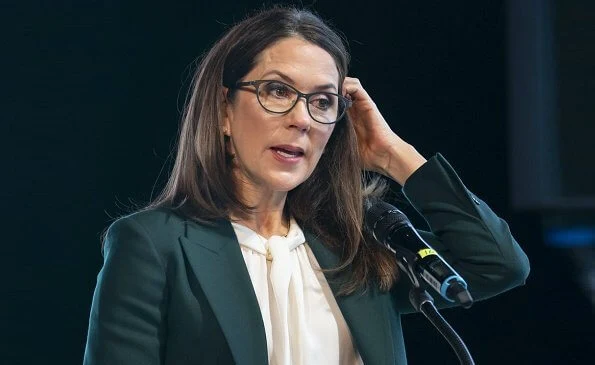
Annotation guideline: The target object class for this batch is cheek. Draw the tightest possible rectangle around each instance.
[228,93,264,130]
[309,127,336,164]
[229,112,264,148]
[317,126,336,151]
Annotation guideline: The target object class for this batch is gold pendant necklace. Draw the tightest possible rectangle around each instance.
[261,222,290,262]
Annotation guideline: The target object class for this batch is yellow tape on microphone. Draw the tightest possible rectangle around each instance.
[417,248,438,259]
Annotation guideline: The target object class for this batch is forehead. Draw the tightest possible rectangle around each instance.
[249,37,340,88]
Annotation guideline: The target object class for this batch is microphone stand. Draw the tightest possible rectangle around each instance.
[392,246,476,365]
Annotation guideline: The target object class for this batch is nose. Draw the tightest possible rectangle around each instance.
[287,97,312,132]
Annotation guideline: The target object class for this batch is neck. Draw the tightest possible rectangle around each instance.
[233,209,289,239]
[231,179,290,239]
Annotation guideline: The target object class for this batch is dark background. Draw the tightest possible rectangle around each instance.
[3,0,594,364]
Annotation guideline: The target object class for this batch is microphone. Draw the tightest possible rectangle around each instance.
[365,200,473,308]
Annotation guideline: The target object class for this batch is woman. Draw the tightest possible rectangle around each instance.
[84,6,530,365]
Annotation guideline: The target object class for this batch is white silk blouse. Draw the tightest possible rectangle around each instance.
[231,218,364,365]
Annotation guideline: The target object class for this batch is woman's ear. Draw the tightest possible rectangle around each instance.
[222,88,232,136]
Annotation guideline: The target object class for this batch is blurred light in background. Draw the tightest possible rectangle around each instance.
[508,0,595,310]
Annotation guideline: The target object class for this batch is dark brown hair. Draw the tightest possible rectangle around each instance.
[150,6,398,293]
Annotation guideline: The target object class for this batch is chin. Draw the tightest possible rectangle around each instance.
[271,180,303,193]
[267,173,309,192]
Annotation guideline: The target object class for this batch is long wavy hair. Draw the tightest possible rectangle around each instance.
[149,6,398,294]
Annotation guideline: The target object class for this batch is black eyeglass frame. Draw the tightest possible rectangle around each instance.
[230,79,352,125]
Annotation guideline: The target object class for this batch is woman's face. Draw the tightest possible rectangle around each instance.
[223,37,339,198]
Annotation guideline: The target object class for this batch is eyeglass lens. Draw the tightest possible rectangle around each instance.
[257,81,346,124]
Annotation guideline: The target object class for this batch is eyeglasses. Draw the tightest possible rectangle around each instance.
[230,79,352,124]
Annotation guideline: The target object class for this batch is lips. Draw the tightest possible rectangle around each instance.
[270,145,305,158]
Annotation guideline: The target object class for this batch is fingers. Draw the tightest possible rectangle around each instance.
[343,76,392,135]
[342,77,372,103]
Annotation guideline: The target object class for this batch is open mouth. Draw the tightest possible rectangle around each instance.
[270,146,305,158]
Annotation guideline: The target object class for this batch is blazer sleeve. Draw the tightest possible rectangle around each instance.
[390,153,530,313]
[83,215,167,365]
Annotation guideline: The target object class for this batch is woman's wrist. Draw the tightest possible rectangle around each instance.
[383,141,427,185]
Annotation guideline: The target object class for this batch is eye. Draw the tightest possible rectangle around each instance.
[263,81,293,99]
[310,94,335,110]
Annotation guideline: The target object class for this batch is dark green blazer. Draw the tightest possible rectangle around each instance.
[83,154,530,365]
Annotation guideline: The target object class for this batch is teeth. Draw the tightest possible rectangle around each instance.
[276,149,297,158]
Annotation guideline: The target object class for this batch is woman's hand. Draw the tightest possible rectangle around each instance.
[343,77,427,185]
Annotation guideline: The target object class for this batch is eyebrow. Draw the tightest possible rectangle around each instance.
[260,70,338,92]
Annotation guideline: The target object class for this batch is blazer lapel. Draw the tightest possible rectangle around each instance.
[179,219,268,365]
[305,232,395,365]
[177,218,394,365]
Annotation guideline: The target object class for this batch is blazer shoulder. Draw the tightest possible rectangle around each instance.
[105,207,231,255]
[124,207,186,227]
[109,206,184,232]
[103,207,190,257]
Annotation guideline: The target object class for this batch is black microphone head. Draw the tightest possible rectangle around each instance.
[365,200,411,243]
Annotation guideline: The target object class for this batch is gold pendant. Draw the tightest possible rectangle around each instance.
[266,248,273,261]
